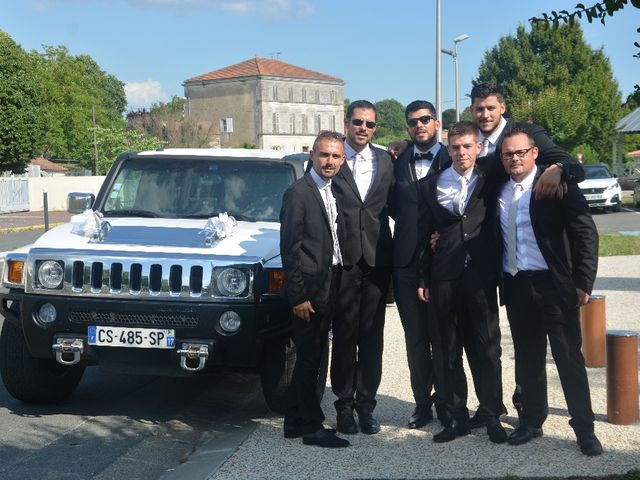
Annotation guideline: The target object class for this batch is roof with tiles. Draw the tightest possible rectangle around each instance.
[30,157,68,172]
[184,57,343,84]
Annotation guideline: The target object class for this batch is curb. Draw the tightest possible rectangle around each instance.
[0,223,64,235]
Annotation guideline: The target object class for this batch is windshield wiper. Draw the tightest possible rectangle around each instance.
[183,212,253,221]
[103,209,159,218]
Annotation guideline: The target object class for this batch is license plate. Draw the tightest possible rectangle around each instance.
[584,194,601,200]
[88,326,175,349]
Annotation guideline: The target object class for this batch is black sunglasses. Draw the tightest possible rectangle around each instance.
[407,115,434,127]
[351,118,377,129]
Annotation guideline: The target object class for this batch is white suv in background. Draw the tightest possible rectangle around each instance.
[578,163,622,212]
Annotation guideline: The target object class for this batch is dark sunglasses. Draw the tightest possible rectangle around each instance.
[351,118,377,129]
[407,115,434,127]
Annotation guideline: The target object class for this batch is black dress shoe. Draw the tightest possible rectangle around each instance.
[435,404,449,427]
[433,418,470,443]
[336,411,358,435]
[576,432,603,456]
[508,425,543,445]
[358,412,381,434]
[469,411,487,429]
[302,427,350,448]
[284,423,335,439]
[486,420,507,444]
[407,403,434,429]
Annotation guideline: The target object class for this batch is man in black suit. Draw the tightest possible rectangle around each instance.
[280,131,349,448]
[391,100,449,429]
[467,81,586,429]
[331,100,395,435]
[417,121,507,444]
[497,128,602,456]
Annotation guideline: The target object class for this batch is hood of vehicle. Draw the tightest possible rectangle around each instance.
[578,178,619,189]
[30,218,281,262]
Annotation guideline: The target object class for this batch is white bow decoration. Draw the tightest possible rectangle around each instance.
[70,209,104,238]
[202,213,237,246]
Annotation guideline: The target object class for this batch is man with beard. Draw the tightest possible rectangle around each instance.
[391,100,449,429]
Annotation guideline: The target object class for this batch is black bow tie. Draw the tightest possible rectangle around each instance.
[412,152,433,162]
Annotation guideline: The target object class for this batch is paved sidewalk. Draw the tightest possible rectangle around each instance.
[0,210,72,232]
[202,256,640,480]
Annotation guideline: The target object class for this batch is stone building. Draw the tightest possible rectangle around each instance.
[183,57,344,152]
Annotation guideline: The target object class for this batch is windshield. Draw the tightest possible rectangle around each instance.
[102,157,295,222]
[584,165,613,180]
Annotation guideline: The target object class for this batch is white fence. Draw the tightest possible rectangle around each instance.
[0,177,29,213]
[0,176,106,213]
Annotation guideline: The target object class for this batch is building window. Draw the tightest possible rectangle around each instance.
[315,89,320,102]
[273,85,278,101]
[273,113,279,133]
[330,90,336,104]
[289,87,294,102]
[301,115,308,134]
[289,114,295,134]
[315,115,321,133]
[302,145,309,152]
[331,115,336,131]
[220,117,233,133]
[302,89,307,103]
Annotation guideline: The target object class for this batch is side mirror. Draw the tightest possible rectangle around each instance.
[68,192,95,214]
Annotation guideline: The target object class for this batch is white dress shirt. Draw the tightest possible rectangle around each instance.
[310,168,342,266]
[344,141,377,201]
[479,116,508,156]
[436,165,478,214]
[498,166,549,273]
[412,143,441,180]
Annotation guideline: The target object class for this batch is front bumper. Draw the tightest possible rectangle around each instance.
[1,291,291,375]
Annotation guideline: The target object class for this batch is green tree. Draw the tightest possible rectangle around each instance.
[0,31,44,173]
[442,109,456,130]
[373,99,406,143]
[33,46,127,171]
[94,125,163,174]
[476,22,623,158]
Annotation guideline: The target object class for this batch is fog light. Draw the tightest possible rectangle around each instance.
[37,303,57,326]
[218,311,241,334]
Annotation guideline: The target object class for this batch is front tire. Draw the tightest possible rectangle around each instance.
[0,321,85,403]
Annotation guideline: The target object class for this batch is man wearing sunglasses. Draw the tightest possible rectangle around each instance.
[391,100,449,430]
[330,100,395,436]
[496,128,601,456]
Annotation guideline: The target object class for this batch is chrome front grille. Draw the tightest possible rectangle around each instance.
[26,252,255,302]
[69,310,198,328]
[581,187,605,195]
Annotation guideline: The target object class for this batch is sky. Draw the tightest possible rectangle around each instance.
[2,0,638,112]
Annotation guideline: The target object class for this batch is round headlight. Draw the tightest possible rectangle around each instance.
[219,311,241,334]
[37,303,57,325]
[38,261,64,289]
[216,268,247,296]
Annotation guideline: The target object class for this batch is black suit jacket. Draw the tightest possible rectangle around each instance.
[417,159,498,287]
[280,174,345,308]
[332,144,395,267]
[481,116,585,183]
[391,144,449,268]
[496,171,598,310]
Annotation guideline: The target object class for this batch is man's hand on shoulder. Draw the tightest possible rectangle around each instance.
[293,300,315,322]
[533,163,567,200]
[388,140,410,160]
[417,287,430,303]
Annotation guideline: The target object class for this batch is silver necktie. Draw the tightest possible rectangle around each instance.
[481,138,490,157]
[507,183,524,275]
[453,176,468,215]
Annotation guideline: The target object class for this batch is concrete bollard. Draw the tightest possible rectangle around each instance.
[606,330,639,425]
[579,294,606,368]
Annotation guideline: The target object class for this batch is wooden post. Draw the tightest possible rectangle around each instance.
[606,330,639,425]
[579,294,606,368]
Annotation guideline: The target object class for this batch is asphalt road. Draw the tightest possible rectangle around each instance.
[0,312,268,480]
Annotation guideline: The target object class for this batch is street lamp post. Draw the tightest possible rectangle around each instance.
[441,34,470,122]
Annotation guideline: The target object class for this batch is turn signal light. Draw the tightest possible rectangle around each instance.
[7,260,24,284]
[268,270,284,294]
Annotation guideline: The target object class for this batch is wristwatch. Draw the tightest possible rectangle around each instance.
[554,162,564,169]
